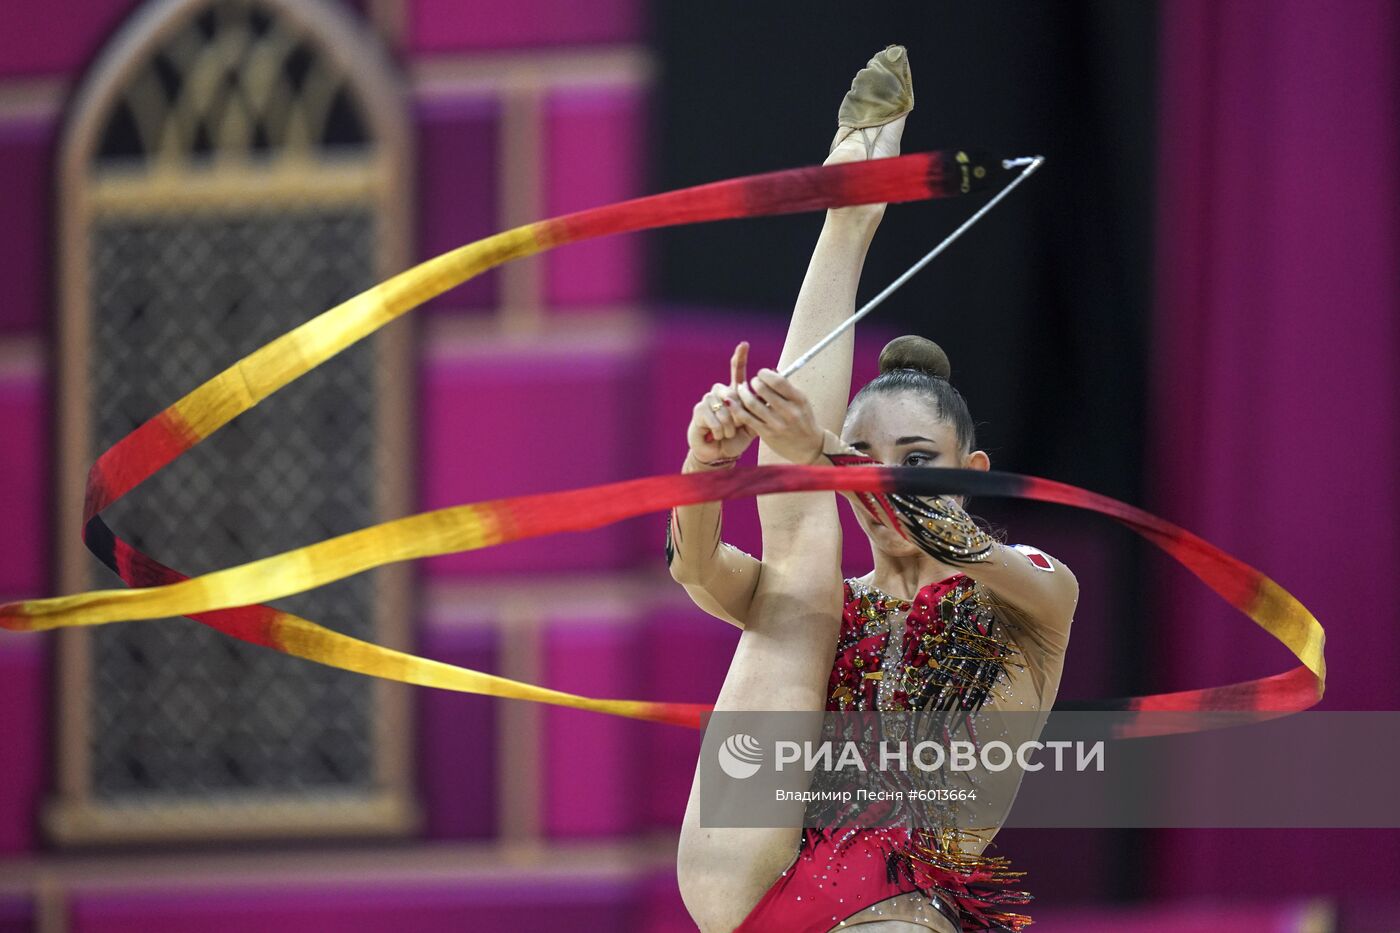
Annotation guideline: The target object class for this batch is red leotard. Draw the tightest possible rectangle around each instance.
[734,573,1046,933]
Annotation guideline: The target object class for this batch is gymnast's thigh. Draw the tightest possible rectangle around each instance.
[677,572,842,931]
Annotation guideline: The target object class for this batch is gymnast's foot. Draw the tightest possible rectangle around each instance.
[826,44,913,167]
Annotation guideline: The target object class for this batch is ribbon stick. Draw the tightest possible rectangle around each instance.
[782,155,1044,378]
[0,153,1324,733]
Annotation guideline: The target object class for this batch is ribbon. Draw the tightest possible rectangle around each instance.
[0,152,1324,731]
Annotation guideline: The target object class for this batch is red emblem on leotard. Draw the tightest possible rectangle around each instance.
[1012,544,1054,571]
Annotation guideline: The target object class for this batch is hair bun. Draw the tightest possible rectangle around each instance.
[877,335,951,381]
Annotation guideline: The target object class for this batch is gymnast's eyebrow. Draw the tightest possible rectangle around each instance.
[895,436,936,446]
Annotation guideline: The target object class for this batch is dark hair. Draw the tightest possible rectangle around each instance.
[848,335,976,452]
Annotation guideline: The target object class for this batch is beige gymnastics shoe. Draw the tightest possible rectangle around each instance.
[828,45,914,162]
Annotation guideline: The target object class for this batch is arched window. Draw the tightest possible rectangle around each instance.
[53,0,415,843]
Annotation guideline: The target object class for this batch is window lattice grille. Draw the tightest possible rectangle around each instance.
[98,0,369,163]
[89,210,378,798]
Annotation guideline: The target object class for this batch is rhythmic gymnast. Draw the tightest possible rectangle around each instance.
[667,46,1078,932]
[0,47,1323,932]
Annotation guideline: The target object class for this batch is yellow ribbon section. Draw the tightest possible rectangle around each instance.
[9,502,510,631]
[267,608,687,724]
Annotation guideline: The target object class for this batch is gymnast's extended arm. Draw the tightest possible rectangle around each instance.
[666,343,763,629]
[667,194,886,626]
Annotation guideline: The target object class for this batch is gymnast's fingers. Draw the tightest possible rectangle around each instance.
[735,379,773,427]
[729,341,750,388]
[717,384,754,432]
[708,383,739,439]
[751,369,807,407]
[690,397,726,447]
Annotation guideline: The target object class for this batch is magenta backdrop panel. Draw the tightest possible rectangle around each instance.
[414,96,501,313]
[541,616,647,838]
[1152,0,1400,902]
[419,343,646,576]
[0,366,47,597]
[641,605,738,830]
[0,638,45,855]
[417,621,498,839]
[69,879,645,933]
[1030,900,1326,933]
[638,870,693,933]
[544,86,644,307]
[0,120,54,335]
[408,0,642,53]
[0,0,138,78]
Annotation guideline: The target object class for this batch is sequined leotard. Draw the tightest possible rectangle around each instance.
[734,571,1066,933]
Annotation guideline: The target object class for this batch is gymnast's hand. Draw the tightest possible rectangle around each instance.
[731,365,824,465]
[687,342,758,466]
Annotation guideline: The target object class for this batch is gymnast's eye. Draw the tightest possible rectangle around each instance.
[904,451,937,466]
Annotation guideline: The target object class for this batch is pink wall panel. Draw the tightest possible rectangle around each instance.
[417,622,499,839]
[418,343,646,575]
[540,617,648,838]
[414,96,501,313]
[0,119,54,335]
[0,638,45,855]
[69,879,646,933]
[1029,901,1327,933]
[0,364,48,597]
[1152,0,1400,901]
[408,0,643,53]
[544,86,645,307]
[640,606,737,830]
[638,872,694,933]
[0,0,139,78]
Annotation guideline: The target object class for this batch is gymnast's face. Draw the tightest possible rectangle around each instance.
[841,390,990,556]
